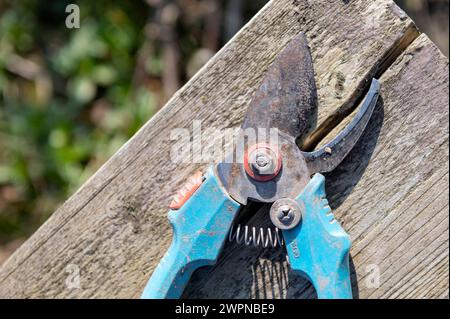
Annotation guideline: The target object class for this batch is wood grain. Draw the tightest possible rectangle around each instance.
[0,0,447,299]
[185,33,449,299]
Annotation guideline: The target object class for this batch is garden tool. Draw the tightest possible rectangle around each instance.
[141,32,380,299]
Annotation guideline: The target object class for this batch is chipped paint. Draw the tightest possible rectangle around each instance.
[141,166,240,299]
[282,173,352,299]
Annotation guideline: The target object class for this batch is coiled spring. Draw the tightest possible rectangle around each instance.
[228,224,284,248]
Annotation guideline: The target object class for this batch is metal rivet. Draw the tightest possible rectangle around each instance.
[270,198,302,230]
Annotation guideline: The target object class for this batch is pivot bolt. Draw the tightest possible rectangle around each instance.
[255,153,269,167]
[244,143,282,182]
[250,150,276,175]
[270,198,302,230]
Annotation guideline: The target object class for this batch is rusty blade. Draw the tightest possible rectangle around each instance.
[241,32,317,142]
[302,78,380,174]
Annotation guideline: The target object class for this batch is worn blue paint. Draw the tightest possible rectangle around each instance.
[142,169,352,299]
[141,166,240,299]
[282,173,352,299]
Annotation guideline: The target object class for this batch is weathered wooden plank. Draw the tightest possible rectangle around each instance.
[184,34,449,299]
[0,0,440,299]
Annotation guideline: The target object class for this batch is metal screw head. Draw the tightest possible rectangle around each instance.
[244,143,282,182]
[255,153,270,167]
[270,198,302,230]
[249,149,277,176]
[250,150,276,175]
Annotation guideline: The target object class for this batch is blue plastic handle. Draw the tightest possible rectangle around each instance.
[141,166,240,299]
[282,173,353,299]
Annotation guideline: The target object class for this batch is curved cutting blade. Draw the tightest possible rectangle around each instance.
[302,78,380,174]
[241,32,317,142]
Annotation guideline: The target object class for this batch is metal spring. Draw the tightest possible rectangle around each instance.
[228,224,284,248]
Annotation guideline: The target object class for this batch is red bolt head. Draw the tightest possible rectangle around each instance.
[244,143,282,182]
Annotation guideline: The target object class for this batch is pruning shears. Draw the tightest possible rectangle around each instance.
[141,32,380,299]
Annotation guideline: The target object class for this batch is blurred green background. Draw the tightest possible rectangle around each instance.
[0,0,448,263]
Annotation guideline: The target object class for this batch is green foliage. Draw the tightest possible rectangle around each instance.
[0,0,153,241]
